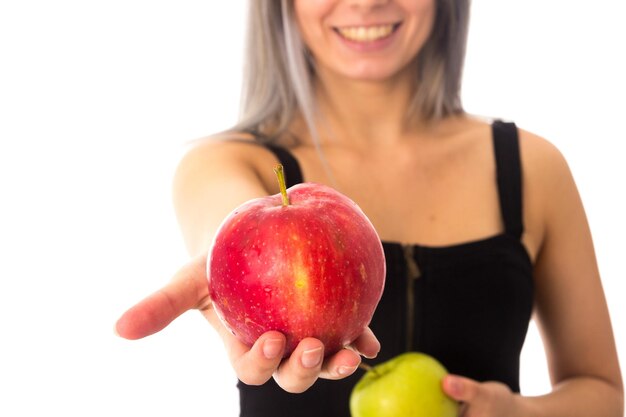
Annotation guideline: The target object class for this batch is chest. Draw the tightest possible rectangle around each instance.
[289,139,502,246]
[369,238,533,392]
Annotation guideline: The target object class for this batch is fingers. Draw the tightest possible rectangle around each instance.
[349,326,380,359]
[442,375,478,417]
[115,255,209,340]
[231,331,287,386]
[271,338,365,393]
[442,374,480,402]
[234,328,380,393]
[273,338,325,393]
[319,347,362,380]
[442,375,516,417]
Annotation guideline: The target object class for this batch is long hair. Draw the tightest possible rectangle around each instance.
[234,0,471,144]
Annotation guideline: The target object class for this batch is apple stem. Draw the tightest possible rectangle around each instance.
[359,363,373,372]
[274,164,290,207]
[359,362,380,376]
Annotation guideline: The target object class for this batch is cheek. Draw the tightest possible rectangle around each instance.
[403,0,436,14]
[402,1,437,54]
[402,0,436,30]
[293,0,334,46]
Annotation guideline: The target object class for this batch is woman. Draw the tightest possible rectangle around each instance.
[116,0,623,416]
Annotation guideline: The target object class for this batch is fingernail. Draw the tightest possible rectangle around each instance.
[363,350,379,360]
[337,365,358,376]
[445,376,462,396]
[301,347,323,368]
[263,338,284,359]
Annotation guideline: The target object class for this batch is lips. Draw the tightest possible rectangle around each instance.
[334,23,401,43]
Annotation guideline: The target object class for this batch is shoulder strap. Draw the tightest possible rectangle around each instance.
[264,144,304,187]
[492,120,524,239]
[245,130,304,187]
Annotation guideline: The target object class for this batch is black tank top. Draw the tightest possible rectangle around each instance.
[237,120,534,417]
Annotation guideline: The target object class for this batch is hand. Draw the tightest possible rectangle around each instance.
[115,255,381,393]
[442,374,519,417]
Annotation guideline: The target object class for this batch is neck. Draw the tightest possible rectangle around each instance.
[313,66,423,147]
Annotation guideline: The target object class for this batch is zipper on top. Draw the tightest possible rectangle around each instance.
[402,244,421,351]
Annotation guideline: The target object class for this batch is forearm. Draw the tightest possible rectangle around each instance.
[515,377,624,417]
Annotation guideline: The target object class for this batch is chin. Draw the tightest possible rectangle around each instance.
[330,56,417,83]
[344,67,411,83]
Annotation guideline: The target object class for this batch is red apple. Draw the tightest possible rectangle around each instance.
[207,165,386,356]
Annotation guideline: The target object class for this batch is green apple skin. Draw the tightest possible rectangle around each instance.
[350,352,459,417]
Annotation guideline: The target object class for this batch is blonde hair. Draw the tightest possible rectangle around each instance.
[234,0,471,143]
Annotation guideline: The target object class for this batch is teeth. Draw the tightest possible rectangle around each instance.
[337,24,395,42]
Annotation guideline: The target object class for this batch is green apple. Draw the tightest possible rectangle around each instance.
[350,352,459,417]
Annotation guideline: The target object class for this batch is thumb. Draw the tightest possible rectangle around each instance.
[442,374,481,402]
[115,255,209,340]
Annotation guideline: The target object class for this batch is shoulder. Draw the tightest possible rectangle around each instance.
[176,131,264,172]
[514,125,584,257]
[172,131,287,254]
[516,126,572,190]
[173,131,284,193]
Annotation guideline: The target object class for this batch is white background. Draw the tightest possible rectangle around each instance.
[1,1,624,416]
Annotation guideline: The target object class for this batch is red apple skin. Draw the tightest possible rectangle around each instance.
[208,182,386,356]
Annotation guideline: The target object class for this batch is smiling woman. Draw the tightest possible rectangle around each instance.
[1,0,623,417]
[110,0,624,416]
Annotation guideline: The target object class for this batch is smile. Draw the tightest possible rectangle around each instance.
[335,23,400,43]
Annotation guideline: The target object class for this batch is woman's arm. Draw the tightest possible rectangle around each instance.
[115,137,380,393]
[443,131,623,416]
[172,138,272,257]
[521,132,622,416]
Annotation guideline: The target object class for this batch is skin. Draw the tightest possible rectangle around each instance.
[116,0,624,415]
